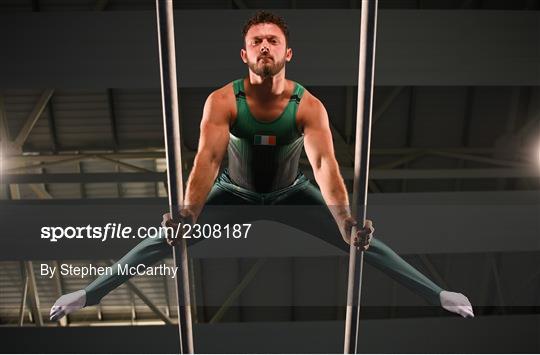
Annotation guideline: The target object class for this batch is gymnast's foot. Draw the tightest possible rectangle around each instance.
[439,290,474,318]
[50,289,86,321]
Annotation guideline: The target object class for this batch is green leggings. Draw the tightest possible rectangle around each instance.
[85,170,443,306]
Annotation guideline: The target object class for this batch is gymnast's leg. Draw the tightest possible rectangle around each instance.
[272,179,474,317]
[50,181,249,321]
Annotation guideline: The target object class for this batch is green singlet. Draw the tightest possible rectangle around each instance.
[228,79,305,192]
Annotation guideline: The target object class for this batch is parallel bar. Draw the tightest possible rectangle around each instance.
[344,1,378,353]
[156,0,194,353]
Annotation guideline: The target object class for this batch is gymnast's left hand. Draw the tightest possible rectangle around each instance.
[342,218,374,251]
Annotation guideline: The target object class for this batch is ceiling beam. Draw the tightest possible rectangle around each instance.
[13,89,54,148]
[373,86,406,124]
[4,167,538,184]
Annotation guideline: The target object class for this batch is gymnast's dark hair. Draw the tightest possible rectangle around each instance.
[242,11,290,46]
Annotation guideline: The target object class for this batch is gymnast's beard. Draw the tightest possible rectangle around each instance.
[248,57,286,78]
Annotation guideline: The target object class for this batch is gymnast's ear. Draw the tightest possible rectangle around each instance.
[285,47,293,62]
[240,48,248,63]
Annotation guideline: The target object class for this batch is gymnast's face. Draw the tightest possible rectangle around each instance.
[241,23,292,78]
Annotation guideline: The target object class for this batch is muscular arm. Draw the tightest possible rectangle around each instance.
[300,94,352,237]
[182,89,231,221]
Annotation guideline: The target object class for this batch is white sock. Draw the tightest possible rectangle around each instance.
[439,290,475,318]
[50,289,86,321]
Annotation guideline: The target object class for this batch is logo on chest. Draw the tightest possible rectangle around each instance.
[253,135,277,146]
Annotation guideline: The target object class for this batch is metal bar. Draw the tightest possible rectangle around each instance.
[105,260,173,324]
[115,162,123,198]
[188,258,198,323]
[7,167,538,185]
[14,89,54,148]
[0,94,9,192]
[18,261,29,327]
[6,156,88,173]
[430,149,528,169]
[78,162,86,199]
[192,258,205,322]
[125,279,171,324]
[367,180,381,193]
[22,157,53,199]
[329,122,355,166]
[4,147,514,164]
[95,155,155,172]
[156,0,193,352]
[357,168,539,180]
[376,152,425,169]
[153,159,160,197]
[344,1,378,353]
[25,261,44,326]
[163,273,172,317]
[3,172,165,184]
[130,289,136,324]
[107,89,120,150]
[51,261,67,326]
[209,259,267,324]
[29,184,52,199]
[373,86,405,124]
[46,99,59,153]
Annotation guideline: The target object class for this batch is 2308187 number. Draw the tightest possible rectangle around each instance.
[181,223,251,239]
